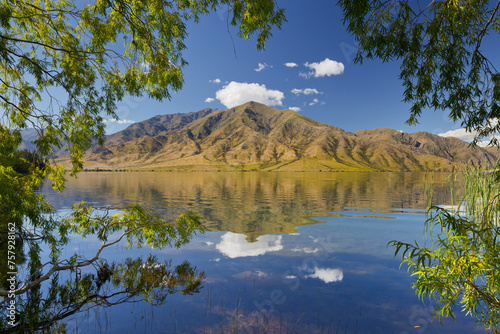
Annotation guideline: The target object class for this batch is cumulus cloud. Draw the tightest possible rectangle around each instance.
[215,232,283,258]
[302,58,344,78]
[289,107,301,112]
[254,63,270,72]
[438,127,498,147]
[215,81,285,108]
[285,62,298,68]
[309,98,319,106]
[209,78,221,84]
[291,88,320,95]
[103,118,135,124]
[205,97,215,103]
[306,88,321,95]
[438,128,478,142]
[306,267,344,283]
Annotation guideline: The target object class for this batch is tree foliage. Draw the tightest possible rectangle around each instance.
[0,255,205,333]
[0,0,285,329]
[339,0,500,145]
[0,0,286,176]
[338,0,500,330]
[0,148,46,174]
[389,165,500,332]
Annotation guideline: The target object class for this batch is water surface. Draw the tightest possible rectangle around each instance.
[40,171,485,333]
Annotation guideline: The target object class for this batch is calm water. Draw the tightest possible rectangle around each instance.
[39,171,488,333]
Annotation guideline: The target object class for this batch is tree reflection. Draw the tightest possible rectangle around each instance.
[0,255,205,333]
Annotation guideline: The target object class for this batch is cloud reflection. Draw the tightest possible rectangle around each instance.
[291,247,319,253]
[306,267,343,283]
[216,232,283,258]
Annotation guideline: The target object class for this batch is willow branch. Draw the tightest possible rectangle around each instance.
[475,0,500,55]
[0,217,178,297]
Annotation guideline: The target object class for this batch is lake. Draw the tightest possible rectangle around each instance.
[39,171,488,333]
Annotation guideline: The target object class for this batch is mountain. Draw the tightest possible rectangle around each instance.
[84,101,500,171]
[19,128,39,152]
[20,128,69,157]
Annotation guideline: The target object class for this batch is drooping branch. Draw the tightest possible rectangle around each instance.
[0,231,123,297]
[1,254,205,333]
[0,207,200,297]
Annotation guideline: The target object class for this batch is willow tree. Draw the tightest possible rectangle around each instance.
[339,0,500,331]
[0,0,285,330]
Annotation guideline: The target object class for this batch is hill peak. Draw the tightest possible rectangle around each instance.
[225,101,302,117]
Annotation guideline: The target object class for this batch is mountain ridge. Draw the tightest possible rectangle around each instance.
[83,101,500,171]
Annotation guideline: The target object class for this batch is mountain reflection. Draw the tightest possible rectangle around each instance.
[41,171,458,241]
[216,232,283,258]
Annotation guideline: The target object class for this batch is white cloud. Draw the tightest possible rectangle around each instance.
[215,81,285,108]
[309,98,319,106]
[289,107,301,112]
[254,63,270,72]
[205,97,215,103]
[209,78,221,84]
[306,267,344,283]
[298,72,309,79]
[104,118,135,124]
[438,128,494,146]
[304,88,320,95]
[303,58,344,78]
[438,122,499,147]
[285,62,298,68]
[477,141,493,147]
[291,88,320,96]
[215,232,283,258]
[438,128,478,142]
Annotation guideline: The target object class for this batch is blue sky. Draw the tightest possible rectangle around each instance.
[104,0,499,145]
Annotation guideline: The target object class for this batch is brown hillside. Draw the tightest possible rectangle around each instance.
[85,101,500,171]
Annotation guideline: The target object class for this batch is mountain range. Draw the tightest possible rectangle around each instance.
[82,101,499,171]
